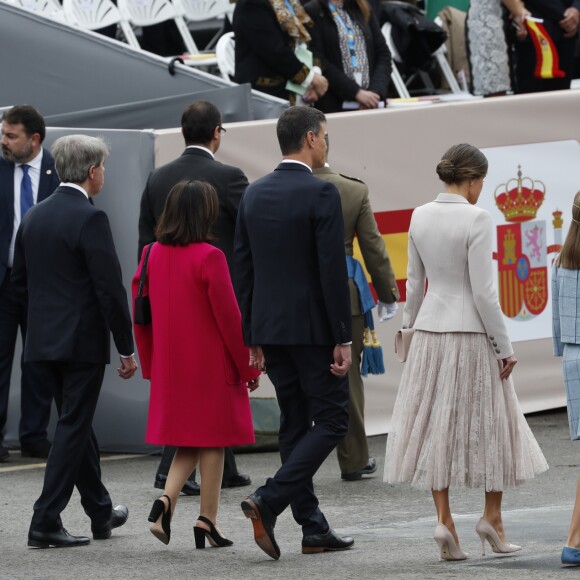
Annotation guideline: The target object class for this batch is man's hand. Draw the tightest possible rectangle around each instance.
[249,345,266,371]
[560,7,580,38]
[355,89,381,109]
[378,301,398,322]
[247,376,261,392]
[330,344,351,376]
[500,354,517,381]
[118,355,138,379]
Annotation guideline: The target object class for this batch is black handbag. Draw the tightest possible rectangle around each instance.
[134,243,154,325]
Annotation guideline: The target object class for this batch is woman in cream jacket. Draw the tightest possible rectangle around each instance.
[385,144,548,562]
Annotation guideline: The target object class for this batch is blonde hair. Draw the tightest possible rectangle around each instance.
[557,191,580,269]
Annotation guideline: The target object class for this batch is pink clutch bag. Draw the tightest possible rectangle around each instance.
[394,328,414,363]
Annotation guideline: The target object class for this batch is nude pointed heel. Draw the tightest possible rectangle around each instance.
[475,518,521,556]
[433,523,468,561]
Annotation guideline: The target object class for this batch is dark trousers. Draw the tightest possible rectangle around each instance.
[336,315,369,474]
[257,345,349,536]
[156,446,240,480]
[30,362,112,532]
[0,271,52,446]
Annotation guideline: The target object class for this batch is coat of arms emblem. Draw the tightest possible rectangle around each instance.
[494,166,562,321]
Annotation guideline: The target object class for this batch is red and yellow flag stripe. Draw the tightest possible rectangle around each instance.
[525,20,566,80]
[353,209,413,302]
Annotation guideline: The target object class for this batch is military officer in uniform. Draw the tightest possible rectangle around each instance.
[314,156,399,481]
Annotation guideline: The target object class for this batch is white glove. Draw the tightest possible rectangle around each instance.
[378,301,398,322]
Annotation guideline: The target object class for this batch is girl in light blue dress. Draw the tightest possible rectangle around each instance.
[552,191,580,566]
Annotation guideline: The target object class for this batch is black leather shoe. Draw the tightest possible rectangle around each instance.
[241,493,280,560]
[302,529,354,554]
[92,505,129,540]
[154,474,200,496]
[341,457,377,481]
[28,528,90,548]
[222,473,251,488]
[0,445,9,463]
[20,440,51,459]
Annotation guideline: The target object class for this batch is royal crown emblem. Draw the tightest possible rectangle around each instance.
[494,165,546,222]
[494,165,553,321]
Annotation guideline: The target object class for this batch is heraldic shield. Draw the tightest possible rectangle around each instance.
[497,221,548,320]
[494,166,549,321]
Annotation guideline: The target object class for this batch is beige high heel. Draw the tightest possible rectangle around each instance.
[475,518,521,556]
[433,523,468,561]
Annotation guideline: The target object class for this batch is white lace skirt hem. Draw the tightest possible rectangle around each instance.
[384,331,548,491]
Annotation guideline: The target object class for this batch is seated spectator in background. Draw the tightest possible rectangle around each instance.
[134,180,260,548]
[233,0,329,104]
[305,0,391,112]
[508,0,580,93]
[466,0,529,97]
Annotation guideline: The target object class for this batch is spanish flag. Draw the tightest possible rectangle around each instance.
[353,209,414,302]
[525,20,566,80]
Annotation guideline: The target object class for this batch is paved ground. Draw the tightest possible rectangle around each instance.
[1,409,578,579]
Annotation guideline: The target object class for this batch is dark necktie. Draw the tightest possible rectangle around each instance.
[20,164,34,218]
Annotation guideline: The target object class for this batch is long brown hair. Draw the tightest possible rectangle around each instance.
[557,191,580,269]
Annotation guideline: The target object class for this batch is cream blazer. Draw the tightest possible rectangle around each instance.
[402,193,513,360]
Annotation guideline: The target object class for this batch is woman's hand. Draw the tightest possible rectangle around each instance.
[355,89,381,109]
[310,73,329,98]
[247,376,260,392]
[500,355,517,381]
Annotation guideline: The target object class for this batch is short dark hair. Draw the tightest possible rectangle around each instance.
[156,180,219,246]
[2,105,46,143]
[277,106,326,155]
[436,143,488,185]
[181,101,221,146]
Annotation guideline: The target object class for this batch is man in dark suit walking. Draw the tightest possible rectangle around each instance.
[12,134,137,548]
[234,106,354,560]
[0,105,60,462]
[139,100,252,495]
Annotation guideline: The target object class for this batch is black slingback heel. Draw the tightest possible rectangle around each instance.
[193,515,233,548]
[148,494,172,545]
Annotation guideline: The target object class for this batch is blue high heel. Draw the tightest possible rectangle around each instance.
[562,546,580,566]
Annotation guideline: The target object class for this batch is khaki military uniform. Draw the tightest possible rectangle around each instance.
[314,166,399,475]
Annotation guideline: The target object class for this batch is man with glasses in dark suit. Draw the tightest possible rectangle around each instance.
[138,100,252,496]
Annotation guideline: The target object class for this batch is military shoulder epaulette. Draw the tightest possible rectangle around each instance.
[338,173,365,184]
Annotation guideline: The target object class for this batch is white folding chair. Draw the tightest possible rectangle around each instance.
[433,16,463,94]
[174,0,231,21]
[63,0,139,47]
[117,0,217,66]
[174,0,232,49]
[381,22,411,99]
[215,30,235,81]
[7,0,68,23]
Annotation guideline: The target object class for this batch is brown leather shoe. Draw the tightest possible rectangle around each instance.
[241,493,280,560]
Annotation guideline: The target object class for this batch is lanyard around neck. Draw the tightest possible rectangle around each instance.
[284,0,296,15]
[327,2,358,70]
